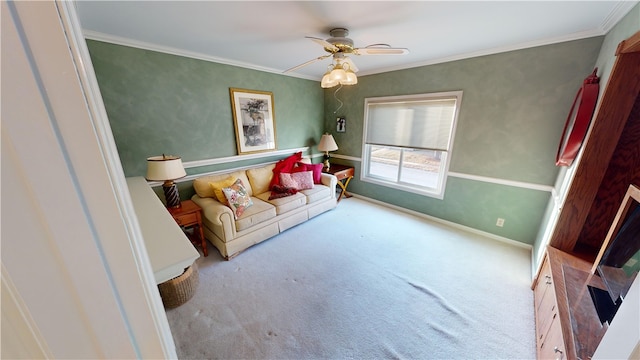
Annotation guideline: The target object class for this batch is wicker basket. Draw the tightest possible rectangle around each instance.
[158,263,199,308]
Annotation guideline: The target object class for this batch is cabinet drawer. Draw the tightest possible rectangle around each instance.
[334,168,354,181]
[539,316,565,360]
[536,299,558,348]
[175,212,198,226]
[534,256,553,311]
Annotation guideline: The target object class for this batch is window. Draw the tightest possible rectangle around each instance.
[362,91,462,199]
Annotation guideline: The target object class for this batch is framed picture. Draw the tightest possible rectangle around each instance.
[336,117,346,133]
[230,88,277,154]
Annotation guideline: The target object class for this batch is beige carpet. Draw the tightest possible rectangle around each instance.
[166,197,535,359]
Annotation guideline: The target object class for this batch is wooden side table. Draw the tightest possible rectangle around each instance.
[323,164,354,202]
[168,200,208,257]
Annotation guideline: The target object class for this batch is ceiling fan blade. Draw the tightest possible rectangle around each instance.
[283,54,332,73]
[306,36,339,52]
[356,46,410,55]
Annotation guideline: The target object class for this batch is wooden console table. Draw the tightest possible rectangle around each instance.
[323,164,354,201]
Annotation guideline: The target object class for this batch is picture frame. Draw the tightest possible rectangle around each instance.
[230,88,277,154]
[336,117,346,133]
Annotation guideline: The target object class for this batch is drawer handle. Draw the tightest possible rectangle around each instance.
[545,275,552,284]
[554,346,564,360]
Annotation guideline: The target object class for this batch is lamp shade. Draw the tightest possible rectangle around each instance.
[146,155,186,181]
[321,60,358,88]
[331,66,347,82]
[318,134,339,152]
[321,73,338,88]
[343,69,358,85]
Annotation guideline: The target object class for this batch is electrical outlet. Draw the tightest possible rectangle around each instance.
[496,218,505,227]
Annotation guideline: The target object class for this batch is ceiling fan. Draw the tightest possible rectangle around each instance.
[284,28,409,76]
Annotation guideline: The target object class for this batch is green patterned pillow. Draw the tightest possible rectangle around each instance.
[222,179,253,219]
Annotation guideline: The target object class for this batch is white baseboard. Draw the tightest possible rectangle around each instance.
[349,193,533,251]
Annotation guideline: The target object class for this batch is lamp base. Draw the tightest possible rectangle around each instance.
[163,181,181,208]
[323,154,331,171]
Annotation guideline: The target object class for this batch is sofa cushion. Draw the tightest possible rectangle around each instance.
[209,176,237,203]
[280,171,314,190]
[300,184,332,204]
[255,191,306,215]
[222,179,253,219]
[247,164,276,195]
[234,198,276,232]
[295,162,323,184]
[194,170,252,198]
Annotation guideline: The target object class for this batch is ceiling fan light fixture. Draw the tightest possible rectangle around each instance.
[321,73,338,88]
[331,66,347,81]
[287,27,407,88]
[320,60,357,88]
[321,64,337,88]
[341,61,357,85]
[344,69,358,85]
[321,76,338,88]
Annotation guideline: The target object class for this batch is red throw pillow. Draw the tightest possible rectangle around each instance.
[269,152,302,189]
[294,162,323,184]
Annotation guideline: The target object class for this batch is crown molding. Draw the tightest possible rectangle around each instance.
[82,30,319,81]
[358,30,606,76]
[83,1,638,81]
[359,2,639,77]
[600,1,639,33]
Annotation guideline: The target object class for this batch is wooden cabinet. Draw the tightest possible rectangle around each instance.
[533,247,609,360]
[533,32,640,359]
[534,255,565,359]
[549,32,640,259]
[534,30,640,360]
[539,316,565,360]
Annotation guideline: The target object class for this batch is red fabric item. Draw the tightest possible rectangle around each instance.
[294,162,323,184]
[269,152,302,189]
[268,184,298,200]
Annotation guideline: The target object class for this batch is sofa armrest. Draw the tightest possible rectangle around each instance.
[191,195,236,242]
[321,173,338,198]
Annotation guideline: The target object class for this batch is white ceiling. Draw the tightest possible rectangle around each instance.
[76,1,638,80]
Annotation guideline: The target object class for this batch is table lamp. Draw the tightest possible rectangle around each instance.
[318,133,339,171]
[146,154,186,208]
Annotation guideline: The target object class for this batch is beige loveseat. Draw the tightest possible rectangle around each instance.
[191,161,337,259]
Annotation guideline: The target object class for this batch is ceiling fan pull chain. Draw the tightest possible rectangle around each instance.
[333,84,344,114]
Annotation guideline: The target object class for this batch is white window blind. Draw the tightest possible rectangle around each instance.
[366,98,457,151]
[361,91,462,199]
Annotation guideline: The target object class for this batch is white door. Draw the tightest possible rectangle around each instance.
[1,1,175,358]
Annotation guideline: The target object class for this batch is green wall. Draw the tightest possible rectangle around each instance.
[87,40,324,178]
[88,35,607,246]
[325,37,603,244]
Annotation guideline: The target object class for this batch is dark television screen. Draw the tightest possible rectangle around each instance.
[602,204,640,268]
[596,191,640,303]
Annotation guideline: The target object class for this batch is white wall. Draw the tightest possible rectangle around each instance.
[593,276,640,359]
[1,1,175,358]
